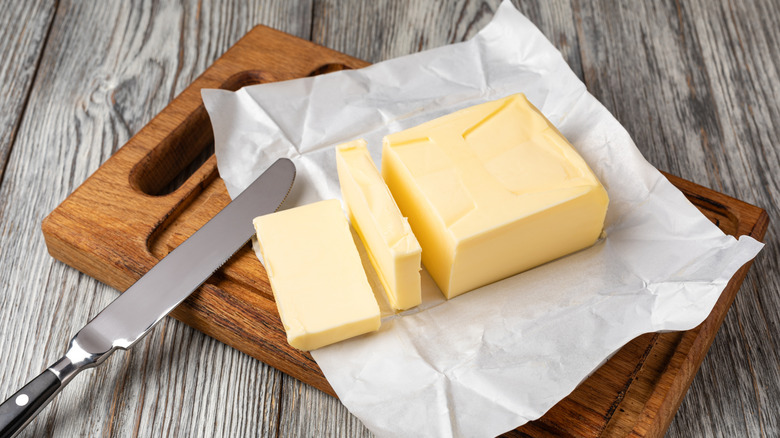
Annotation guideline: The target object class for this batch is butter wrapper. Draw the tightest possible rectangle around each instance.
[202,2,764,437]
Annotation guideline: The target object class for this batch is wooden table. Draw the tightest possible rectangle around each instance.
[0,1,776,437]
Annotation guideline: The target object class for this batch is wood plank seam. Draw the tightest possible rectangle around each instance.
[0,1,58,188]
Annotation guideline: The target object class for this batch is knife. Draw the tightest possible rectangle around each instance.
[0,158,295,438]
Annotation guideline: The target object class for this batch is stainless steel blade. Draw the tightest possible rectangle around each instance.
[51,158,294,382]
[69,158,295,369]
[0,158,295,438]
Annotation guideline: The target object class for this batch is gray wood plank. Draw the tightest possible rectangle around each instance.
[311,0,583,74]
[0,0,56,183]
[572,0,779,437]
[278,379,372,437]
[0,1,312,437]
[664,0,780,436]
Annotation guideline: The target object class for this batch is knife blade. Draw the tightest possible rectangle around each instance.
[0,158,295,438]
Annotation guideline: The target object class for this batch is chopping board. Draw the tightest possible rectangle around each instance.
[40,25,768,437]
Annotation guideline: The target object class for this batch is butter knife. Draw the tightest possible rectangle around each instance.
[0,158,295,438]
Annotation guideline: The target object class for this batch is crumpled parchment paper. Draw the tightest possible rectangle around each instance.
[201,2,764,436]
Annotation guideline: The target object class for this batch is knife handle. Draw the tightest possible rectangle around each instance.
[0,369,61,438]
[0,347,93,438]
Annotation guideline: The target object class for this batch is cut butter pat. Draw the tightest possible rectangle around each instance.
[382,93,609,299]
[253,199,380,351]
[336,139,422,310]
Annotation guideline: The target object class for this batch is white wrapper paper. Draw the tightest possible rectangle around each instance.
[202,2,764,436]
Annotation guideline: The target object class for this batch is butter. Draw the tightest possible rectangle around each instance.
[253,199,381,351]
[336,139,422,310]
[382,93,609,299]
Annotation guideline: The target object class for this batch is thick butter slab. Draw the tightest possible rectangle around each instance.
[336,139,422,310]
[253,199,380,351]
[382,93,609,299]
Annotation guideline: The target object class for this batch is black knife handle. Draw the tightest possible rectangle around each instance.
[0,369,61,438]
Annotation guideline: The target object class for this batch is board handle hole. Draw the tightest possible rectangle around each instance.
[130,106,216,196]
[307,63,350,76]
[131,64,351,197]
[131,71,272,196]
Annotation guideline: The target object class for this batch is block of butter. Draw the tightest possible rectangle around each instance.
[382,93,609,299]
[336,139,422,310]
[253,199,381,351]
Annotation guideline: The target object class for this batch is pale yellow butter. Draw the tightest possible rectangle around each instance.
[253,199,380,351]
[336,139,422,310]
[382,93,609,299]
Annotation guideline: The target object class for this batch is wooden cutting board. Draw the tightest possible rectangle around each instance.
[40,25,768,437]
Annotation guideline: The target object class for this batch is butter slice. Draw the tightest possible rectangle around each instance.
[336,139,422,310]
[382,93,609,299]
[253,199,380,351]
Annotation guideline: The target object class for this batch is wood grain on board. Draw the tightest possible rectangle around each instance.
[40,24,768,438]
[0,1,777,437]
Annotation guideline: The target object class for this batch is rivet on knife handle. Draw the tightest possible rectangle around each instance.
[0,158,295,438]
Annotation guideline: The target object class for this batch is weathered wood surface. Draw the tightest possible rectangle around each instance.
[0,0,56,183]
[0,1,776,437]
